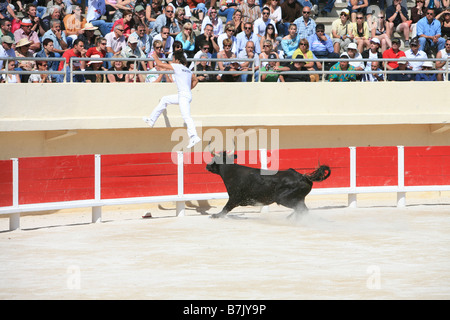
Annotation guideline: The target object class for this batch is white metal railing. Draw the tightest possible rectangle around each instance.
[1,56,449,83]
[1,146,449,231]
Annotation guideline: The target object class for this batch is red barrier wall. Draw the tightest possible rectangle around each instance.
[101,152,177,199]
[0,160,12,207]
[356,147,398,187]
[405,146,450,186]
[19,155,95,204]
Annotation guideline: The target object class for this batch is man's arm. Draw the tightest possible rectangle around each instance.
[191,74,199,89]
[152,51,173,71]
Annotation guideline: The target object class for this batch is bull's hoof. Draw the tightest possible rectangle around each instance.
[210,213,226,219]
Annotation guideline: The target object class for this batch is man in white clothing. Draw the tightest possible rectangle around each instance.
[253,7,277,38]
[143,50,201,149]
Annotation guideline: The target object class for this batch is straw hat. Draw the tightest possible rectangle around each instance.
[16,38,32,48]
[82,23,98,31]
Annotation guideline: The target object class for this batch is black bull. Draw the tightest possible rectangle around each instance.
[206,152,331,219]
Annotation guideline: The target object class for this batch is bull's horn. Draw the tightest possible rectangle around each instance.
[208,140,215,156]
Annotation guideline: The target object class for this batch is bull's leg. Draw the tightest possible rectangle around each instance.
[210,200,237,219]
[287,200,308,220]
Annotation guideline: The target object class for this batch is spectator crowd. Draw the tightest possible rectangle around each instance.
[0,0,449,83]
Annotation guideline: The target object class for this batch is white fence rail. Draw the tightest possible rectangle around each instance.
[1,146,449,231]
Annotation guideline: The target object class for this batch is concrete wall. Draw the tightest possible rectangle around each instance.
[1,82,449,159]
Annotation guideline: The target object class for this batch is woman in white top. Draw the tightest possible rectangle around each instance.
[0,60,21,83]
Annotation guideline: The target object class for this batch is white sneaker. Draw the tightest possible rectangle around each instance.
[187,136,201,149]
[142,117,154,128]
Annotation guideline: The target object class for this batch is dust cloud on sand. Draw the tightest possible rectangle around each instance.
[1,196,449,299]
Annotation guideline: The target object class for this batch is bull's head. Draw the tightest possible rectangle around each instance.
[206,141,237,174]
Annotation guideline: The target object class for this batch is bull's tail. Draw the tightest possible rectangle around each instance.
[305,165,331,182]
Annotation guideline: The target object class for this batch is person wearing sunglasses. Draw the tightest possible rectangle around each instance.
[331,9,354,54]
[435,38,450,81]
[236,22,261,55]
[151,5,181,38]
[294,6,316,42]
[254,7,278,38]
[143,50,201,149]
[386,0,411,46]
[416,7,446,52]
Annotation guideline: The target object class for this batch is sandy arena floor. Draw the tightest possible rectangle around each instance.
[1,194,450,300]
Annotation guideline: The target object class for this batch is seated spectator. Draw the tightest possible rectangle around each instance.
[217,23,237,54]
[220,61,241,82]
[201,7,223,36]
[0,0,18,25]
[236,22,261,55]
[146,0,162,32]
[42,19,68,56]
[328,52,357,82]
[87,0,114,36]
[351,12,370,53]
[265,0,282,32]
[307,23,339,69]
[195,23,219,56]
[292,38,321,82]
[153,26,174,57]
[107,54,126,82]
[105,24,127,68]
[371,10,391,52]
[261,52,285,82]
[386,0,410,47]
[24,4,46,37]
[196,54,216,82]
[282,55,310,82]
[14,18,41,54]
[63,5,87,46]
[362,60,384,82]
[217,38,237,73]
[405,38,428,71]
[0,19,15,42]
[174,7,191,38]
[34,38,59,82]
[231,8,245,35]
[218,0,238,23]
[293,5,316,41]
[111,9,133,39]
[331,9,353,54]
[435,38,450,80]
[147,39,164,70]
[85,54,105,82]
[188,0,207,24]
[0,35,15,69]
[410,0,427,39]
[78,23,98,51]
[190,40,211,70]
[29,60,54,83]
[279,0,302,37]
[132,5,150,35]
[86,36,107,59]
[58,38,86,82]
[253,6,277,39]
[346,42,364,78]
[383,37,406,70]
[125,58,145,82]
[415,60,437,80]
[387,58,414,81]
[0,59,20,83]
[238,40,260,82]
[281,23,299,59]
[260,39,280,69]
[238,0,261,24]
[41,5,66,34]
[417,8,446,53]
[14,38,36,82]
[259,23,278,53]
[361,38,383,69]
[175,22,196,58]
[121,35,146,70]
[436,9,450,39]
[130,23,152,56]
[347,0,369,23]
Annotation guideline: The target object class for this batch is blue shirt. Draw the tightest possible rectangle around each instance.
[130,31,152,55]
[293,17,316,41]
[236,31,261,55]
[307,33,334,54]
[42,29,67,51]
[281,35,300,58]
[417,16,442,37]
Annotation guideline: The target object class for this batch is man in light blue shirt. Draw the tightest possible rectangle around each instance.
[236,22,261,55]
[130,24,152,55]
[307,23,337,59]
[42,19,67,56]
[416,8,445,52]
[293,6,316,40]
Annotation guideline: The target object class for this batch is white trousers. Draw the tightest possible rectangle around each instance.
[149,93,198,138]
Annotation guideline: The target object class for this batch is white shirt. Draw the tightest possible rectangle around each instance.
[405,48,428,71]
[253,18,276,37]
[105,31,126,53]
[152,34,174,56]
[348,52,364,70]
[172,63,192,96]
[217,33,237,54]
[86,0,106,22]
